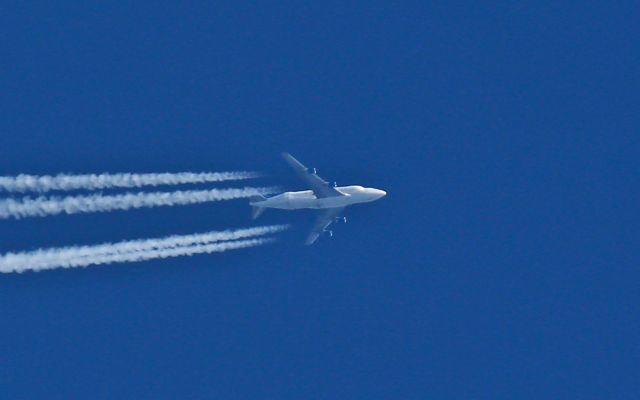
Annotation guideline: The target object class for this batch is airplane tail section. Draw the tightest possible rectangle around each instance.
[249,195,267,219]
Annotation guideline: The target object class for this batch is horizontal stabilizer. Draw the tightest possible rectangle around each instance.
[249,195,267,219]
[251,205,266,220]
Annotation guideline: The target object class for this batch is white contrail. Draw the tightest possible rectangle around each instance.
[0,238,275,273]
[0,225,288,271]
[0,171,262,193]
[75,238,276,269]
[0,186,278,219]
[0,225,287,273]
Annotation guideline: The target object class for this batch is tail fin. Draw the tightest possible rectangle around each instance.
[249,195,267,219]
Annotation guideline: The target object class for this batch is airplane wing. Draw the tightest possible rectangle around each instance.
[282,152,344,198]
[305,207,345,245]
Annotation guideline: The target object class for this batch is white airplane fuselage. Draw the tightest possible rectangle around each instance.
[252,185,386,210]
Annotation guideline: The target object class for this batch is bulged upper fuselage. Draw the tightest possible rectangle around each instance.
[251,185,386,210]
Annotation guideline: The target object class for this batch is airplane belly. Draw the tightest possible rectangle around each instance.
[281,197,327,209]
[289,198,318,209]
[316,197,349,208]
[262,191,348,210]
[264,192,317,209]
[295,197,344,209]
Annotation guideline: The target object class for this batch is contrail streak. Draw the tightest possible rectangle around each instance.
[0,225,287,273]
[0,238,275,273]
[0,171,261,193]
[0,187,278,219]
[0,225,288,271]
[75,238,276,269]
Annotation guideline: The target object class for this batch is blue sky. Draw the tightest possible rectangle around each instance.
[0,2,638,398]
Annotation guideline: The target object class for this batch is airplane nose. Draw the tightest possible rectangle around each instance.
[378,189,387,197]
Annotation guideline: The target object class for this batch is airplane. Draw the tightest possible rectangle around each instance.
[250,153,386,245]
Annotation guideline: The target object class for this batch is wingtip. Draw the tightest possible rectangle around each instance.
[281,152,307,171]
[304,235,318,246]
[281,152,297,165]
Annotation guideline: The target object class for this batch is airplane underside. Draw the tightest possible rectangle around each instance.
[250,153,385,244]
